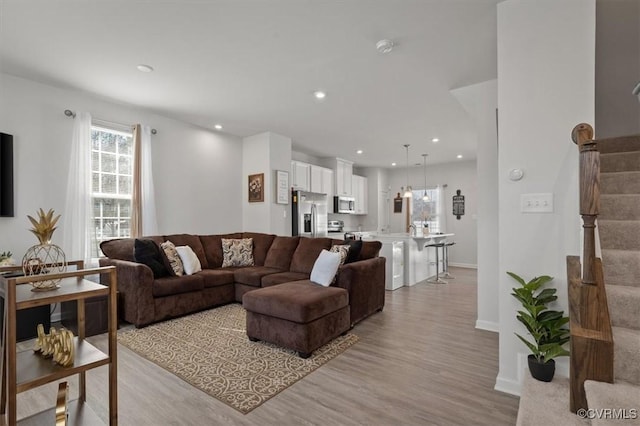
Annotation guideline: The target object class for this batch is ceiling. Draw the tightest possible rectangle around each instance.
[0,0,499,168]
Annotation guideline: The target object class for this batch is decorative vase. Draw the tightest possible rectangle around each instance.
[22,243,67,291]
[527,354,555,382]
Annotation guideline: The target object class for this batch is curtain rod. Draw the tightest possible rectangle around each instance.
[64,109,157,134]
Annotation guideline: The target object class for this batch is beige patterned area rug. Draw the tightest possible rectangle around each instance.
[118,304,358,414]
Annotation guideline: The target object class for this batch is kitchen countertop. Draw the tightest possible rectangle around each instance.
[366,233,454,250]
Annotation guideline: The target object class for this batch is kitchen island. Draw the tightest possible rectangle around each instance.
[361,233,455,288]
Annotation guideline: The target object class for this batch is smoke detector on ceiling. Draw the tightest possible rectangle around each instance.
[376,39,394,54]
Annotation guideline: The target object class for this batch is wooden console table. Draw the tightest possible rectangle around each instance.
[0,264,118,425]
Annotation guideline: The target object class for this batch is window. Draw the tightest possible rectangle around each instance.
[411,187,442,233]
[90,125,133,257]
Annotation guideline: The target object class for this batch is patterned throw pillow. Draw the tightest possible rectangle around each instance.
[330,244,350,266]
[160,240,184,276]
[221,238,255,268]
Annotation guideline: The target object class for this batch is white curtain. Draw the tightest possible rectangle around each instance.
[436,185,447,233]
[140,125,158,235]
[63,111,93,264]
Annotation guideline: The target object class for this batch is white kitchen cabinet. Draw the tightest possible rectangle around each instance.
[309,164,323,193]
[335,158,353,196]
[352,174,368,214]
[321,167,334,203]
[291,160,310,191]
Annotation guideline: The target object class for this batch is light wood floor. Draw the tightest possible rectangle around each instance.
[16,267,519,425]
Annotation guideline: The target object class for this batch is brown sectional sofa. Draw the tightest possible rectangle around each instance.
[99,232,385,329]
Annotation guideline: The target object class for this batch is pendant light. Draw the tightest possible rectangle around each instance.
[422,154,430,201]
[402,144,412,198]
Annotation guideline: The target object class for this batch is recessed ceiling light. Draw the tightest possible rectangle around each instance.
[376,39,394,54]
[391,162,397,166]
[457,154,463,159]
[313,90,326,100]
[432,138,439,143]
[136,64,154,73]
[356,149,363,154]
[214,124,223,130]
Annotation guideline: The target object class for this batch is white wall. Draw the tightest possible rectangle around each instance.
[595,0,640,137]
[496,0,595,395]
[242,132,292,235]
[386,160,478,267]
[0,73,243,258]
[452,79,499,332]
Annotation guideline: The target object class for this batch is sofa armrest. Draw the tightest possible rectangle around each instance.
[99,258,155,327]
[333,256,386,326]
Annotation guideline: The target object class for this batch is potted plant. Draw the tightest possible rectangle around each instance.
[0,251,15,267]
[508,271,570,382]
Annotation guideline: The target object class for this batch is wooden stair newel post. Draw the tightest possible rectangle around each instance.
[572,123,599,286]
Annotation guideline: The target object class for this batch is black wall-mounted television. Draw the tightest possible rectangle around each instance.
[0,132,14,217]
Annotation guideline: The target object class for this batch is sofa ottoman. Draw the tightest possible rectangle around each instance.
[243,280,350,358]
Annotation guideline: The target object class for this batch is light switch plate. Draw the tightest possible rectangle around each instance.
[521,193,553,213]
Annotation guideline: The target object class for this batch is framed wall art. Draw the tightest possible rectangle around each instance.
[248,173,264,203]
[275,170,289,204]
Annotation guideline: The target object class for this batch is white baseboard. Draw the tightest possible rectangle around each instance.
[449,262,477,269]
[475,320,499,333]
[494,374,522,396]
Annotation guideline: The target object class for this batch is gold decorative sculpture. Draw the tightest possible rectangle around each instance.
[33,324,75,367]
[21,208,67,291]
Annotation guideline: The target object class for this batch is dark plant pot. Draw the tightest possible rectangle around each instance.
[528,354,555,382]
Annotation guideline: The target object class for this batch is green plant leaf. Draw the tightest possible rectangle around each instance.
[516,333,540,356]
[507,271,526,286]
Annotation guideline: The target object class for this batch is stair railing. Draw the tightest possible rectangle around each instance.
[567,123,614,413]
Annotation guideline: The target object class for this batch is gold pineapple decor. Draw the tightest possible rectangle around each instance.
[27,208,61,245]
[22,208,67,291]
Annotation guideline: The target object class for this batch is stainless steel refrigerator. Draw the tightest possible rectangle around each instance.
[292,190,328,237]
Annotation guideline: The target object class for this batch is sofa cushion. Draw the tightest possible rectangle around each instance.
[359,241,382,260]
[261,271,310,287]
[310,249,342,287]
[289,237,332,274]
[263,236,300,270]
[242,232,276,266]
[160,241,184,276]
[234,266,283,287]
[152,274,204,297]
[133,239,169,278]
[199,233,243,268]
[163,234,209,269]
[100,238,136,261]
[198,269,236,288]
[176,245,202,275]
[221,238,255,267]
[329,244,350,266]
[242,280,349,323]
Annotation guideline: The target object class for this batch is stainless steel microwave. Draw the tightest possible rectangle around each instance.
[334,196,355,214]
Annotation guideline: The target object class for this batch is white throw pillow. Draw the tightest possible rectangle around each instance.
[310,249,342,287]
[175,246,202,276]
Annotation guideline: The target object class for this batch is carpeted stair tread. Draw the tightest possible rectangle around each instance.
[584,380,640,426]
[612,326,640,386]
[602,249,640,288]
[600,195,640,221]
[516,374,588,426]
[599,220,640,250]
[600,171,640,194]
[607,285,640,330]
[597,135,640,154]
[601,151,640,173]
